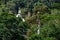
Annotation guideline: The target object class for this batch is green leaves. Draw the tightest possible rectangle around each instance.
[0,12,29,40]
[0,0,60,40]
[42,37,57,40]
[52,3,60,9]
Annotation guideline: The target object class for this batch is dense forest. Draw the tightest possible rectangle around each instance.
[0,0,60,40]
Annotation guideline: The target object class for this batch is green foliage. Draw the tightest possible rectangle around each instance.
[27,10,60,40]
[42,37,57,40]
[0,0,60,40]
[33,2,50,14]
[29,34,41,40]
[52,3,60,9]
[0,12,29,40]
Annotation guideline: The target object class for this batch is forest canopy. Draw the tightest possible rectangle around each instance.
[0,0,60,40]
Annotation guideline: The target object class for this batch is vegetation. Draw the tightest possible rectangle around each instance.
[0,0,60,40]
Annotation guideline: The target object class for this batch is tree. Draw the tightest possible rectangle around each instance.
[0,12,29,40]
[33,2,50,14]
